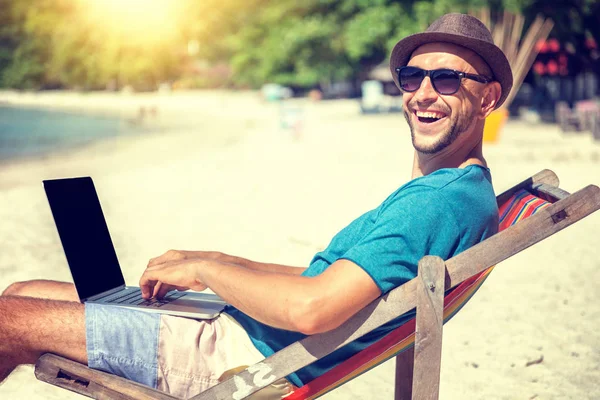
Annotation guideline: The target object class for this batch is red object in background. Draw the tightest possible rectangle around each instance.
[533,61,546,75]
[585,37,597,50]
[547,39,560,52]
[546,60,559,75]
[536,39,548,53]
[534,39,570,76]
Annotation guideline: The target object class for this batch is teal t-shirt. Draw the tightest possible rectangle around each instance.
[226,165,498,387]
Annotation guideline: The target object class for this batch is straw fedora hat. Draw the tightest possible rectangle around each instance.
[389,13,513,109]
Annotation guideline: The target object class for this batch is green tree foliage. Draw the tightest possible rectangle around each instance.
[227,1,351,87]
[0,0,597,90]
[0,0,183,89]
[0,0,49,89]
[221,0,531,88]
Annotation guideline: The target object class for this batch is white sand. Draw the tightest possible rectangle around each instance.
[0,90,599,399]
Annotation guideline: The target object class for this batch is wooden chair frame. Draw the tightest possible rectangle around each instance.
[34,169,600,400]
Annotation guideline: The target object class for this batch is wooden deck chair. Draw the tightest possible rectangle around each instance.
[34,169,600,400]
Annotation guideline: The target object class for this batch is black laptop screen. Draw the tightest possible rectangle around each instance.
[44,177,125,300]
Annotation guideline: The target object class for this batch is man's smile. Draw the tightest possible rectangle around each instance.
[411,109,449,131]
[415,109,447,121]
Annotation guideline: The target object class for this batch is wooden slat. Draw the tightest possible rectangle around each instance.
[35,354,178,400]
[532,182,570,202]
[394,347,414,400]
[495,169,559,207]
[411,256,445,400]
[194,184,600,400]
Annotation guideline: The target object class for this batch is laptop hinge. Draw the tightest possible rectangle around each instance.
[83,285,126,303]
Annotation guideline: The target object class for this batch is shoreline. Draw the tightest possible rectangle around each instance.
[0,89,279,119]
[0,90,282,190]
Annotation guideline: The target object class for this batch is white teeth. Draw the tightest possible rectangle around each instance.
[415,111,445,119]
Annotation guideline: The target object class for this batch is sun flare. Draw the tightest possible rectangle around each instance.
[82,0,184,45]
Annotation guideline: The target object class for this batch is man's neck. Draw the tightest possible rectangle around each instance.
[411,141,486,179]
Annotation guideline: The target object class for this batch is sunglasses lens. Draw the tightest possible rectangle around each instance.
[399,67,425,92]
[431,70,460,95]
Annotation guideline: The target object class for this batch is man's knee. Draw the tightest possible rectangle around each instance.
[2,281,28,296]
[2,280,78,301]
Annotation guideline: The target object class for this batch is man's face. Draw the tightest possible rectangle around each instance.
[402,42,492,154]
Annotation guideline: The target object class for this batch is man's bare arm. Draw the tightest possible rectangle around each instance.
[215,252,306,275]
[139,258,380,335]
[148,250,306,275]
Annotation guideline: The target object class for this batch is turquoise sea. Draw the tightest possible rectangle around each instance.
[0,106,155,161]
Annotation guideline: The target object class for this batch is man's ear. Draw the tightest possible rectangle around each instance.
[480,81,502,118]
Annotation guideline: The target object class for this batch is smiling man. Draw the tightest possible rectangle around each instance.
[0,13,511,399]
[400,47,495,155]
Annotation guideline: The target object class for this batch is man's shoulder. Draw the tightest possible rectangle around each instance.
[387,165,493,204]
[406,165,492,191]
[382,165,497,227]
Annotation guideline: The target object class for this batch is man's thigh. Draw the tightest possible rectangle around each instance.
[0,295,87,365]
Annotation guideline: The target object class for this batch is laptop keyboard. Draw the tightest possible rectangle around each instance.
[99,288,187,308]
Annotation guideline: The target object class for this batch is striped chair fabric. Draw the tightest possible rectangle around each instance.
[285,189,551,399]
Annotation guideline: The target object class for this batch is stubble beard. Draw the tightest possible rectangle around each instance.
[404,108,474,154]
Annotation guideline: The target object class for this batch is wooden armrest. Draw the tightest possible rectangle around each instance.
[35,354,178,400]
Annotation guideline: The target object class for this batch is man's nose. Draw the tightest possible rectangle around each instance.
[413,76,438,103]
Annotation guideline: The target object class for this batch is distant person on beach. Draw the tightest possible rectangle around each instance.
[0,13,512,397]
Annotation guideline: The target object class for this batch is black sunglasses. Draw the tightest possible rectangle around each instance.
[395,66,492,95]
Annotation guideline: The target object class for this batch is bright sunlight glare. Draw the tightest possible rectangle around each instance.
[83,0,184,45]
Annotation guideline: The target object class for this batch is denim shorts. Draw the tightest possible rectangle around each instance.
[85,303,275,398]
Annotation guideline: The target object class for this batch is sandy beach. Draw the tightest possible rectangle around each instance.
[0,90,599,400]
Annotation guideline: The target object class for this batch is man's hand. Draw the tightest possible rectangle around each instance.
[139,258,208,299]
[147,250,221,268]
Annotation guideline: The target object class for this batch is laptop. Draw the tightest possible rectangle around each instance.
[43,177,227,319]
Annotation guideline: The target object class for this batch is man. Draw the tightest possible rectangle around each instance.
[0,13,511,398]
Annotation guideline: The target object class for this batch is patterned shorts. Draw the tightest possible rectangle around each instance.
[84,303,289,399]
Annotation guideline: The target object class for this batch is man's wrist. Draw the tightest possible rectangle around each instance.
[192,260,210,289]
[208,251,227,262]
[190,251,224,262]
[199,251,250,269]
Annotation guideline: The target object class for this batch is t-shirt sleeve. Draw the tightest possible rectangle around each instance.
[340,186,460,294]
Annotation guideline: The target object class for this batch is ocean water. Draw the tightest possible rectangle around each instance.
[0,106,155,161]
